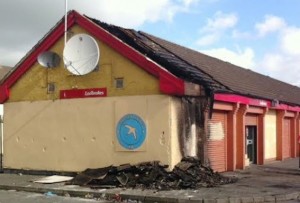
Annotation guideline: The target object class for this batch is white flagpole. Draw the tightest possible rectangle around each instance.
[64,0,68,46]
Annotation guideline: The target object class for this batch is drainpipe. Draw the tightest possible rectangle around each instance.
[64,0,68,46]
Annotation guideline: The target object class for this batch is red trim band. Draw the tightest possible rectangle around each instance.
[214,93,300,112]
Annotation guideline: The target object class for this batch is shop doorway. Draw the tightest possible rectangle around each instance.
[245,126,257,164]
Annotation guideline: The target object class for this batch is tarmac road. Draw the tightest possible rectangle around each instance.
[0,190,112,203]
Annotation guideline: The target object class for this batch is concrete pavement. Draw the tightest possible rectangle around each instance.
[0,158,299,202]
[0,190,111,203]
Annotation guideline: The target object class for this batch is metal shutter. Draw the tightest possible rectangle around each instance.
[245,114,257,126]
[207,111,227,172]
[283,118,291,158]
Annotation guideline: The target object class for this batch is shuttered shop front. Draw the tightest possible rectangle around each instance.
[283,118,291,158]
[207,110,227,172]
[245,114,258,126]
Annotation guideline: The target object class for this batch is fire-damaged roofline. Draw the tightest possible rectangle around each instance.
[0,10,197,103]
[85,15,300,111]
[1,10,300,113]
[87,17,229,94]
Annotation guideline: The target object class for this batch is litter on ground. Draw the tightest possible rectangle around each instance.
[34,175,73,184]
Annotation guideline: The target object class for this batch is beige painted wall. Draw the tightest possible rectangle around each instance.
[3,95,181,172]
[264,110,277,160]
[170,97,183,167]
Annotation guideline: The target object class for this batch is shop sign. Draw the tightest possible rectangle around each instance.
[116,114,146,150]
[60,88,107,99]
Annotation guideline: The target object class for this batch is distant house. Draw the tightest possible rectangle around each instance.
[0,10,299,173]
[0,65,11,79]
[0,65,11,168]
[0,65,11,116]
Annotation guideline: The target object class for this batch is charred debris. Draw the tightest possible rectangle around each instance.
[69,157,236,190]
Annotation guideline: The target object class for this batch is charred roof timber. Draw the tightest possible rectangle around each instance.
[86,15,300,106]
[87,16,300,107]
[3,11,300,106]
[87,16,229,96]
[69,157,236,190]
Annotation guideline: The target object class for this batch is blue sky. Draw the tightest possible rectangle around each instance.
[1,0,300,86]
[139,0,300,86]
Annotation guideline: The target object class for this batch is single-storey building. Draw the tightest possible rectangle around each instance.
[0,10,299,173]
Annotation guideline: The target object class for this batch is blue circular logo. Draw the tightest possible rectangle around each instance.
[117,114,146,150]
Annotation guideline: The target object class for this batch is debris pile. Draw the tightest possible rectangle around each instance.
[69,157,236,190]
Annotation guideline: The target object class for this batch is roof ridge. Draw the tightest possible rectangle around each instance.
[86,16,229,93]
[137,31,300,105]
[137,31,231,93]
[3,10,300,106]
[140,32,300,90]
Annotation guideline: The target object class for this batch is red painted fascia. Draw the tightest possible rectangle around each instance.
[214,93,300,112]
[159,72,185,95]
[0,11,185,103]
[275,104,300,112]
[214,93,271,107]
[0,85,9,103]
[0,12,76,103]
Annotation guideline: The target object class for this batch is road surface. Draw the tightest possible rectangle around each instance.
[0,190,111,203]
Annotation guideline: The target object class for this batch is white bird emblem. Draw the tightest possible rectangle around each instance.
[125,125,137,140]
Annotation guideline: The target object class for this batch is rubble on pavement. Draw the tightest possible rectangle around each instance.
[68,157,237,190]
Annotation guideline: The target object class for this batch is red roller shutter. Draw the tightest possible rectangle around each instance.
[207,111,227,172]
[245,114,257,126]
[283,118,291,158]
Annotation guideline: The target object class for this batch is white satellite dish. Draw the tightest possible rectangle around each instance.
[63,34,100,75]
[37,51,61,68]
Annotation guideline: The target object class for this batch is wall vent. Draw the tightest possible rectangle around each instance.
[47,83,55,94]
[115,78,124,89]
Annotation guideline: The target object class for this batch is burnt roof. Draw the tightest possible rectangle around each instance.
[143,33,300,105]
[89,16,300,106]
[89,17,227,95]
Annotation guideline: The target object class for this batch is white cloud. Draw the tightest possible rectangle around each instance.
[200,47,255,69]
[201,11,238,32]
[180,0,200,7]
[260,53,284,72]
[69,0,199,27]
[255,15,286,37]
[232,30,252,39]
[196,34,219,46]
[197,14,300,86]
[280,27,300,55]
[0,0,199,66]
[0,49,25,67]
[260,53,300,86]
[255,17,300,86]
[197,11,238,46]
